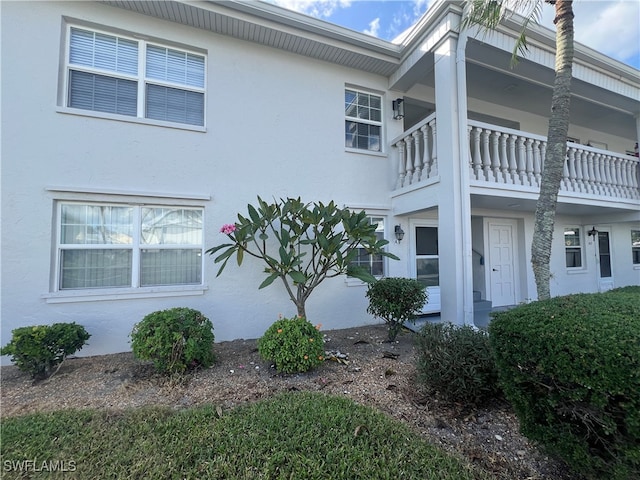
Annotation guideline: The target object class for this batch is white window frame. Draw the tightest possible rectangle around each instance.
[631,229,640,267]
[61,23,206,129]
[45,192,207,303]
[563,227,583,270]
[345,87,383,154]
[346,213,388,286]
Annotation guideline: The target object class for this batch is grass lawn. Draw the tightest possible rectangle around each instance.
[1,391,488,479]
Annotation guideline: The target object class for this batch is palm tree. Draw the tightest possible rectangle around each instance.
[462,0,574,300]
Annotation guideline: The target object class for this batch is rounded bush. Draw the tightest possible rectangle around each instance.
[258,316,324,373]
[130,308,215,374]
[416,322,500,405]
[366,277,427,341]
[489,288,640,480]
[1,323,91,379]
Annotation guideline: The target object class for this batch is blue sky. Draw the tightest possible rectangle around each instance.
[267,0,640,69]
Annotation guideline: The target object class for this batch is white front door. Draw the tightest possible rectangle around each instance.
[596,229,614,292]
[487,220,517,307]
[412,224,441,313]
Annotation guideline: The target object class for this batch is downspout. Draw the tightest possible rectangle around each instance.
[456,7,474,326]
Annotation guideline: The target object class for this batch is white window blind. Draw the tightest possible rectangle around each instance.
[66,26,205,126]
[58,203,203,290]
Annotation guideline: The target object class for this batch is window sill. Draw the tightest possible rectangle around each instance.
[345,277,381,287]
[43,285,208,304]
[56,107,207,133]
[345,148,387,158]
[566,269,587,275]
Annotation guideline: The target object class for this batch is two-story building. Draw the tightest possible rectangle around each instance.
[2,0,638,359]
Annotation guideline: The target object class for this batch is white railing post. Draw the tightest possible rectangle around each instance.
[405,134,415,185]
[429,119,438,176]
[491,131,501,182]
[533,140,542,187]
[471,127,482,180]
[395,140,406,189]
[421,124,431,179]
[413,130,423,183]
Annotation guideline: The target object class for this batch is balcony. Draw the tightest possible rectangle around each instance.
[391,115,640,205]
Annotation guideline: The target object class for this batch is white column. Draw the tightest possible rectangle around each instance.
[434,31,473,326]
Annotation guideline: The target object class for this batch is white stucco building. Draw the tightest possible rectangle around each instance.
[2,0,639,360]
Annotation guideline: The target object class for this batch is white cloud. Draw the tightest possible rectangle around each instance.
[269,0,352,19]
[541,0,639,66]
[363,17,381,36]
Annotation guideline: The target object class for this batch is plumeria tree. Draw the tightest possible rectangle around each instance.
[207,196,398,319]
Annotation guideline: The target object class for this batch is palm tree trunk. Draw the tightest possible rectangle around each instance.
[531,0,574,300]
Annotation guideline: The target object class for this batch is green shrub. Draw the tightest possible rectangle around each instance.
[258,316,324,373]
[0,323,90,379]
[366,277,427,341]
[130,308,215,374]
[416,322,500,405]
[489,289,640,480]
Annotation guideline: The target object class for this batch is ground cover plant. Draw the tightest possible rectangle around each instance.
[490,287,640,480]
[1,391,488,480]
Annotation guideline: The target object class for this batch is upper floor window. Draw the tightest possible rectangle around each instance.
[350,216,386,277]
[66,26,205,126]
[632,230,640,265]
[564,227,582,268]
[56,202,203,290]
[345,89,382,152]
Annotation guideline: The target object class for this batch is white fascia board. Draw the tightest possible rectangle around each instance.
[197,0,401,60]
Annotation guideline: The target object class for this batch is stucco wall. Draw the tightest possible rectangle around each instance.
[1,1,398,360]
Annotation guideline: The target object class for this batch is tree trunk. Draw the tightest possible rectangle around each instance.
[531,0,574,300]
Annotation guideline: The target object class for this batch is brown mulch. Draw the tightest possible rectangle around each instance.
[1,323,581,479]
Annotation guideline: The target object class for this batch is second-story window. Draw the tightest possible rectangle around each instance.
[66,26,205,126]
[564,227,583,268]
[345,89,382,152]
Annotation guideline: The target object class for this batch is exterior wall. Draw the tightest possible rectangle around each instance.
[0,1,397,360]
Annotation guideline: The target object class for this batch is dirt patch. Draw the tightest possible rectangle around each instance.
[1,324,581,479]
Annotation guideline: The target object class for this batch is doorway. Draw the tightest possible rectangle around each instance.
[412,223,441,313]
[596,229,614,292]
[486,219,518,307]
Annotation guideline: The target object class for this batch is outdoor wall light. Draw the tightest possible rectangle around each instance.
[394,225,405,243]
[392,98,404,120]
[587,226,598,237]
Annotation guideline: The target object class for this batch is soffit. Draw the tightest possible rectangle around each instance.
[98,0,401,76]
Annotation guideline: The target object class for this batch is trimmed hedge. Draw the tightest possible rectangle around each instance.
[0,323,90,379]
[489,287,640,480]
[258,316,324,373]
[130,308,215,374]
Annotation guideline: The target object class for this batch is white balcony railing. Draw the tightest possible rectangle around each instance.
[392,116,640,201]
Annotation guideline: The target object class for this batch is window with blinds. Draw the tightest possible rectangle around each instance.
[57,202,204,290]
[66,26,205,126]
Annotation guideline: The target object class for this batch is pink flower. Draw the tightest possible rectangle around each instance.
[220,224,237,235]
